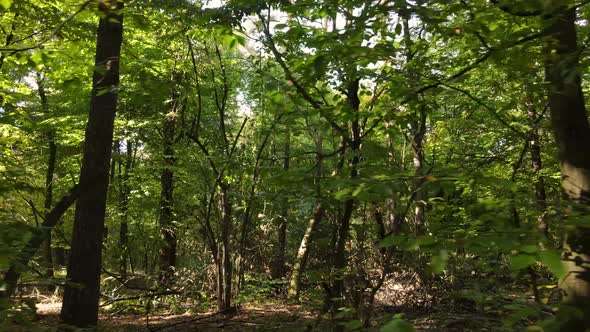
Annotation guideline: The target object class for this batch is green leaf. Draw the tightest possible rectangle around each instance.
[537,250,566,281]
[96,87,110,96]
[380,318,415,332]
[519,245,538,254]
[379,235,406,248]
[0,0,12,9]
[510,254,536,270]
[334,188,351,200]
[62,78,82,90]
[30,51,44,65]
[346,320,363,330]
[430,249,449,273]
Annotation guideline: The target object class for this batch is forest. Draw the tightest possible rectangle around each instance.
[1,0,590,331]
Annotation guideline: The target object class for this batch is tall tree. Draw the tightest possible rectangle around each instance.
[288,133,324,300]
[118,140,133,276]
[270,126,290,279]
[544,6,590,328]
[60,0,124,327]
[158,76,180,284]
[37,73,57,280]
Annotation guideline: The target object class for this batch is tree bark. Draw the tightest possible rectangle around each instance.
[60,1,124,327]
[544,7,590,328]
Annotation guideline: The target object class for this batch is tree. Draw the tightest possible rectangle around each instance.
[60,0,124,327]
[544,6,590,328]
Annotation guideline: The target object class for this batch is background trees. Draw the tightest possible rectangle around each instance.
[1,0,590,330]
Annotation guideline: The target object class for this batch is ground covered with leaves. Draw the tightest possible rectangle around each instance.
[3,268,558,332]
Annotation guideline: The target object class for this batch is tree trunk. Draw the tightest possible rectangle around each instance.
[37,74,56,280]
[119,140,132,277]
[42,135,57,280]
[271,127,290,279]
[527,101,549,239]
[288,134,323,300]
[402,8,428,236]
[288,203,324,300]
[544,7,590,328]
[219,182,233,311]
[411,107,427,236]
[60,1,124,327]
[331,79,361,321]
[215,251,224,310]
[158,105,177,284]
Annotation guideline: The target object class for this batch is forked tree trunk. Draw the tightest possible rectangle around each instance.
[544,7,590,328]
[60,1,124,327]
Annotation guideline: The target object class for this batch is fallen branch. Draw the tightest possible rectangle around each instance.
[99,290,181,307]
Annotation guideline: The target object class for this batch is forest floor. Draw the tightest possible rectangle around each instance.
[6,271,533,331]
[21,298,503,331]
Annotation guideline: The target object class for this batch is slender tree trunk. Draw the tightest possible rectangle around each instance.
[54,221,67,267]
[42,135,57,280]
[288,203,324,300]
[362,205,390,327]
[411,106,427,236]
[288,134,323,300]
[509,141,541,303]
[271,127,290,279]
[527,102,549,239]
[119,140,132,277]
[110,140,118,184]
[219,182,232,310]
[544,8,590,328]
[158,104,177,284]
[401,8,428,236]
[215,251,224,309]
[331,79,361,321]
[37,74,56,280]
[60,1,124,327]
